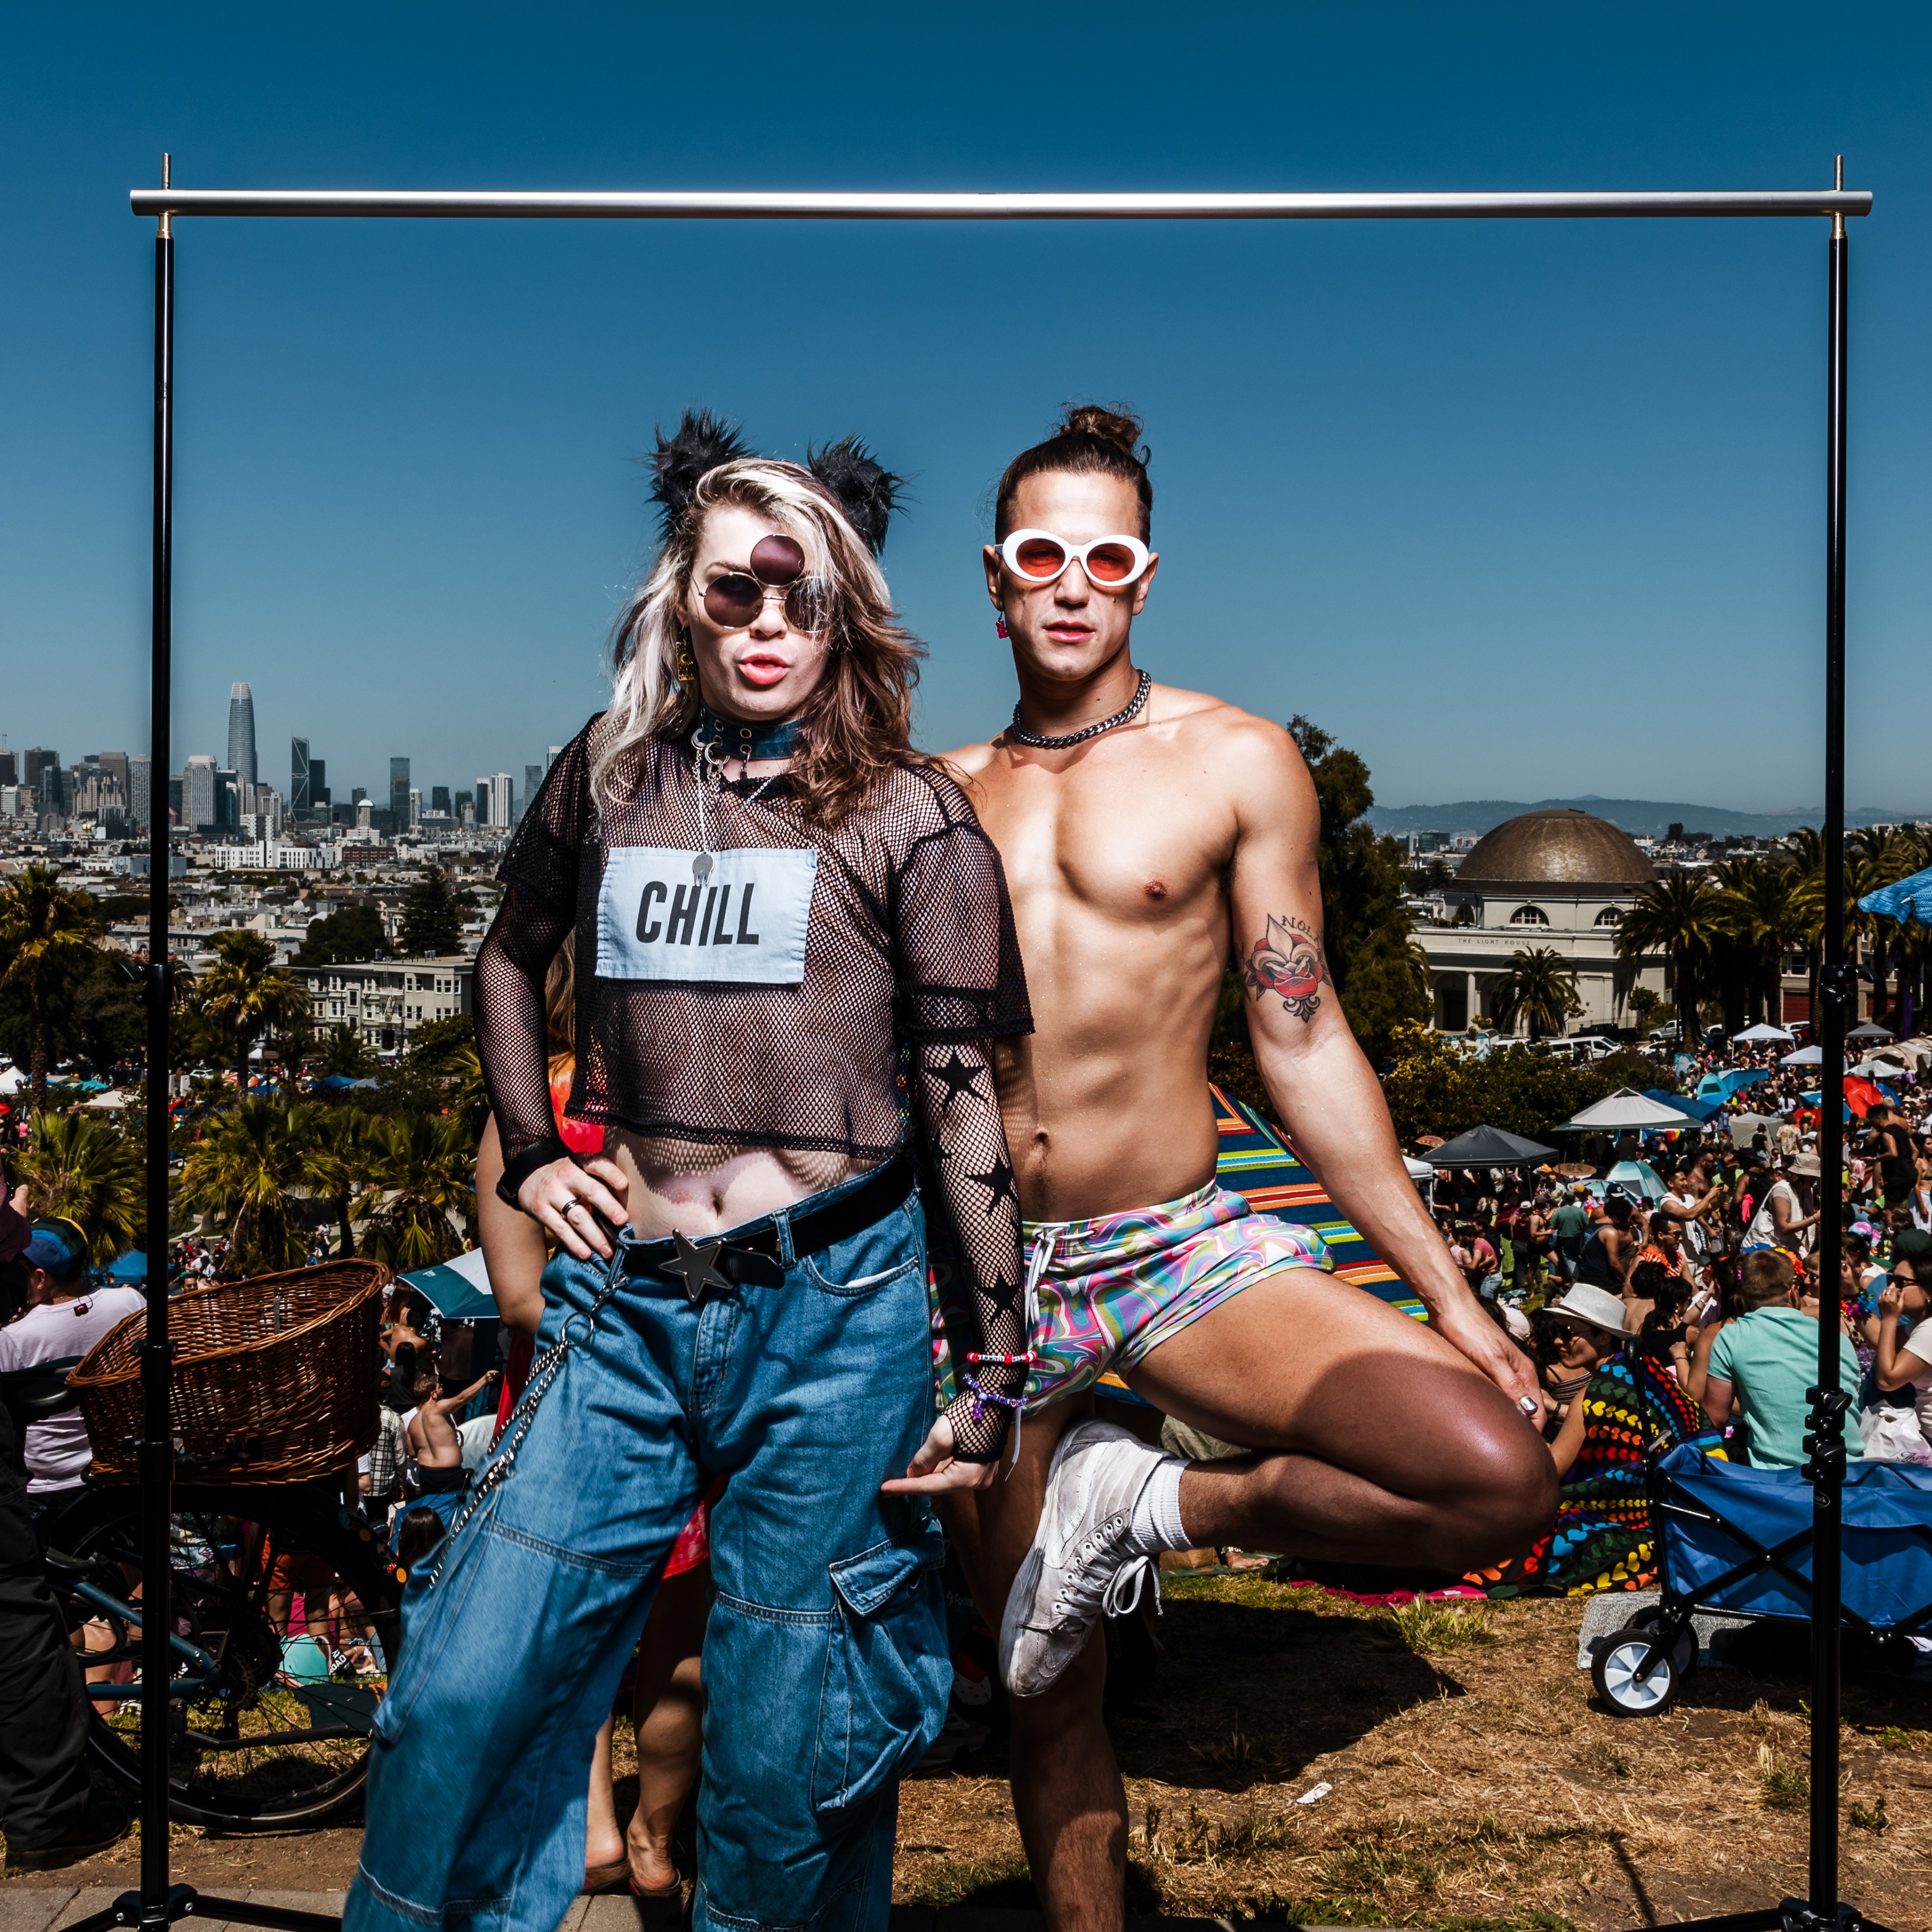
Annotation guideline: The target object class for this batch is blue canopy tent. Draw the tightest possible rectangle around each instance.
[1698,1066,1773,1101]
[398,1246,498,1323]
[1860,861,1932,1037]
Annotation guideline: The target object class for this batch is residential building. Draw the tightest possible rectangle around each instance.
[208,841,331,872]
[298,953,473,1055]
[227,683,258,787]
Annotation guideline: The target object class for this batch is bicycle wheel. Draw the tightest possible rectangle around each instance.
[45,1481,401,1830]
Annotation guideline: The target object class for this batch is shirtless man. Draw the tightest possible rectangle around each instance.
[927,406,1555,1932]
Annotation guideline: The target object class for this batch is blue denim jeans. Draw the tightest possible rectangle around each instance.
[347,1176,948,1932]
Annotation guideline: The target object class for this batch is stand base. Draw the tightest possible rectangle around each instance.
[1620,1903,1889,1932]
[63,1886,343,1932]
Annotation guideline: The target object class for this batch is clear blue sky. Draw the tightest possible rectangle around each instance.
[4,3,1928,815]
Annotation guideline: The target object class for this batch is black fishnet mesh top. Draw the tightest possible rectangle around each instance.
[475,715,1032,1460]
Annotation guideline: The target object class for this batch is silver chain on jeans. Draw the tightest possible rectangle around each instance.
[416,1274,624,1590]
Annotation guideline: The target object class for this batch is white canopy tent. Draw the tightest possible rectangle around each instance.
[1550,1088,1696,1133]
[1732,1022,1796,1043]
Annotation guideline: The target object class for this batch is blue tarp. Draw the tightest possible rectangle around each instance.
[400,1247,498,1322]
[1643,1087,1723,1123]
[1659,1443,1932,1628]
[1860,863,1932,927]
[316,1074,359,1090]
[107,1251,147,1283]
[1697,1067,1773,1101]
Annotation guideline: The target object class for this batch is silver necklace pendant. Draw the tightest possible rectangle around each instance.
[691,851,713,884]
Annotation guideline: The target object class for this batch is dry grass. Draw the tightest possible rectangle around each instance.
[893,1576,1932,1931]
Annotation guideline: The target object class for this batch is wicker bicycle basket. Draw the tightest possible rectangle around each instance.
[70,1259,390,1484]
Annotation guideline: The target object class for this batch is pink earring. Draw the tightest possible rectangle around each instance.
[995,615,1009,639]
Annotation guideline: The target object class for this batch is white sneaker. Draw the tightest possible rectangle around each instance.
[1000,1419,1168,1699]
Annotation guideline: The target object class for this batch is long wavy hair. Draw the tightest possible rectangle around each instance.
[594,459,924,828]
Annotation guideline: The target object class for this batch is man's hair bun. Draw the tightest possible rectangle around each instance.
[1055,404,1147,462]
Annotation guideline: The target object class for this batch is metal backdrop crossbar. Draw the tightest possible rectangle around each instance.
[106,166,1876,1932]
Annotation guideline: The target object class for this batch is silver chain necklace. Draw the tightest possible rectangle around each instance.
[1009,670,1153,750]
[690,730,781,883]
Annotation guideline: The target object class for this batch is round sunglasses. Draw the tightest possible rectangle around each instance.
[994,528,1153,589]
[700,533,830,634]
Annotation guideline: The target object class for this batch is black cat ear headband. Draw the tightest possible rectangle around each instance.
[647,409,904,556]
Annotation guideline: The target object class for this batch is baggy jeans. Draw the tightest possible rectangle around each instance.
[346,1176,949,1932]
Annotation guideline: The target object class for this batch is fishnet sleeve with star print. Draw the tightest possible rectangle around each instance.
[911,1039,1027,1462]
[891,787,1032,1464]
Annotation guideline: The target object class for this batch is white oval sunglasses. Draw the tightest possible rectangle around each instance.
[993,528,1153,588]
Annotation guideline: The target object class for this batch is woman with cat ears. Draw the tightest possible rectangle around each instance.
[347,414,1032,1932]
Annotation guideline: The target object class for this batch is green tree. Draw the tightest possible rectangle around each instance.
[312,1022,376,1080]
[14,1110,144,1262]
[353,1113,474,1270]
[294,904,390,966]
[1616,872,1723,1041]
[196,930,310,1090]
[1491,946,1584,1041]
[1283,717,1431,1063]
[0,944,144,1075]
[400,870,463,957]
[178,1099,308,1277]
[1715,858,1807,1028]
[291,1102,373,1257]
[0,862,102,1109]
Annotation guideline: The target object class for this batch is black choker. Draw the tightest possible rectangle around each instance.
[1009,671,1153,750]
[696,707,804,762]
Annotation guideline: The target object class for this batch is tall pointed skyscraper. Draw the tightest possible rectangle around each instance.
[227,683,258,787]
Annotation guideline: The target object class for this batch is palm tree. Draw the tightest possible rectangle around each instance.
[1715,858,1807,1027]
[195,930,309,1095]
[14,1110,144,1262]
[292,1102,373,1258]
[1616,872,1723,1040]
[1491,947,1583,1041]
[353,1113,474,1271]
[0,862,101,1110]
[178,1099,308,1277]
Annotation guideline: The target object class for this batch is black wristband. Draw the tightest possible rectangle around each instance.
[497,1134,571,1211]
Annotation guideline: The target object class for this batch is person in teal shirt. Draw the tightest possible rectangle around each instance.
[1704,1249,1863,1469]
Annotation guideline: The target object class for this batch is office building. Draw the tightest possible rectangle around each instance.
[454,789,473,823]
[0,749,16,787]
[40,764,71,817]
[485,773,513,829]
[183,755,217,832]
[546,745,563,774]
[25,749,59,795]
[93,752,130,806]
[309,757,330,815]
[525,763,543,812]
[389,757,411,828]
[291,738,311,814]
[227,683,258,788]
[408,786,421,828]
[216,767,240,832]
[430,784,450,815]
[129,754,151,827]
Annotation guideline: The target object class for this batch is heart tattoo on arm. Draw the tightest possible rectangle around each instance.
[1241,912,1329,1022]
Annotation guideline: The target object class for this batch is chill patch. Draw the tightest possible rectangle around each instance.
[595,847,819,985]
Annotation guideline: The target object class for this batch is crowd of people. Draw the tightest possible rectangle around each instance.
[1429,1046,1932,1596]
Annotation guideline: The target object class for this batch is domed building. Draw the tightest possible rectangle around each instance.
[1414,809,1667,1034]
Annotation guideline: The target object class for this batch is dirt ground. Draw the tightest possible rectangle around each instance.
[11,1580,1932,1930]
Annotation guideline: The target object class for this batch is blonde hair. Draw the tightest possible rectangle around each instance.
[595,458,923,828]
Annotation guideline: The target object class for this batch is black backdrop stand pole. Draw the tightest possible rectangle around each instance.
[1805,157,1853,1930]
[137,160,177,1932]
[67,158,341,1932]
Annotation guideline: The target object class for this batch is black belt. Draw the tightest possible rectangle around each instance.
[621,1151,916,1302]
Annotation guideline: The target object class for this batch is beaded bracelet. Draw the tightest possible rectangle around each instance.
[967,1350,1037,1365]
[962,1372,1027,1419]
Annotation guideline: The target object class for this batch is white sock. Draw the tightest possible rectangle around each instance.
[1123,1454,1192,1555]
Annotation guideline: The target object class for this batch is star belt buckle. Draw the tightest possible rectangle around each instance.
[660,1231,735,1307]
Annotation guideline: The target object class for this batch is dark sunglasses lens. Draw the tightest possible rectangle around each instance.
[783,580,830,633]
[703,574,765,627]
[750,534,807,584]
[1084,541,1139,583]
[1012,536,1068,579]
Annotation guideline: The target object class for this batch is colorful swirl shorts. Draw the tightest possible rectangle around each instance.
[933,1180,1332,1414]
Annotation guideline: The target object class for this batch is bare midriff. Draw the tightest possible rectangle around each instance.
[960,689,1239,1224]
[605,1132,869,1242]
